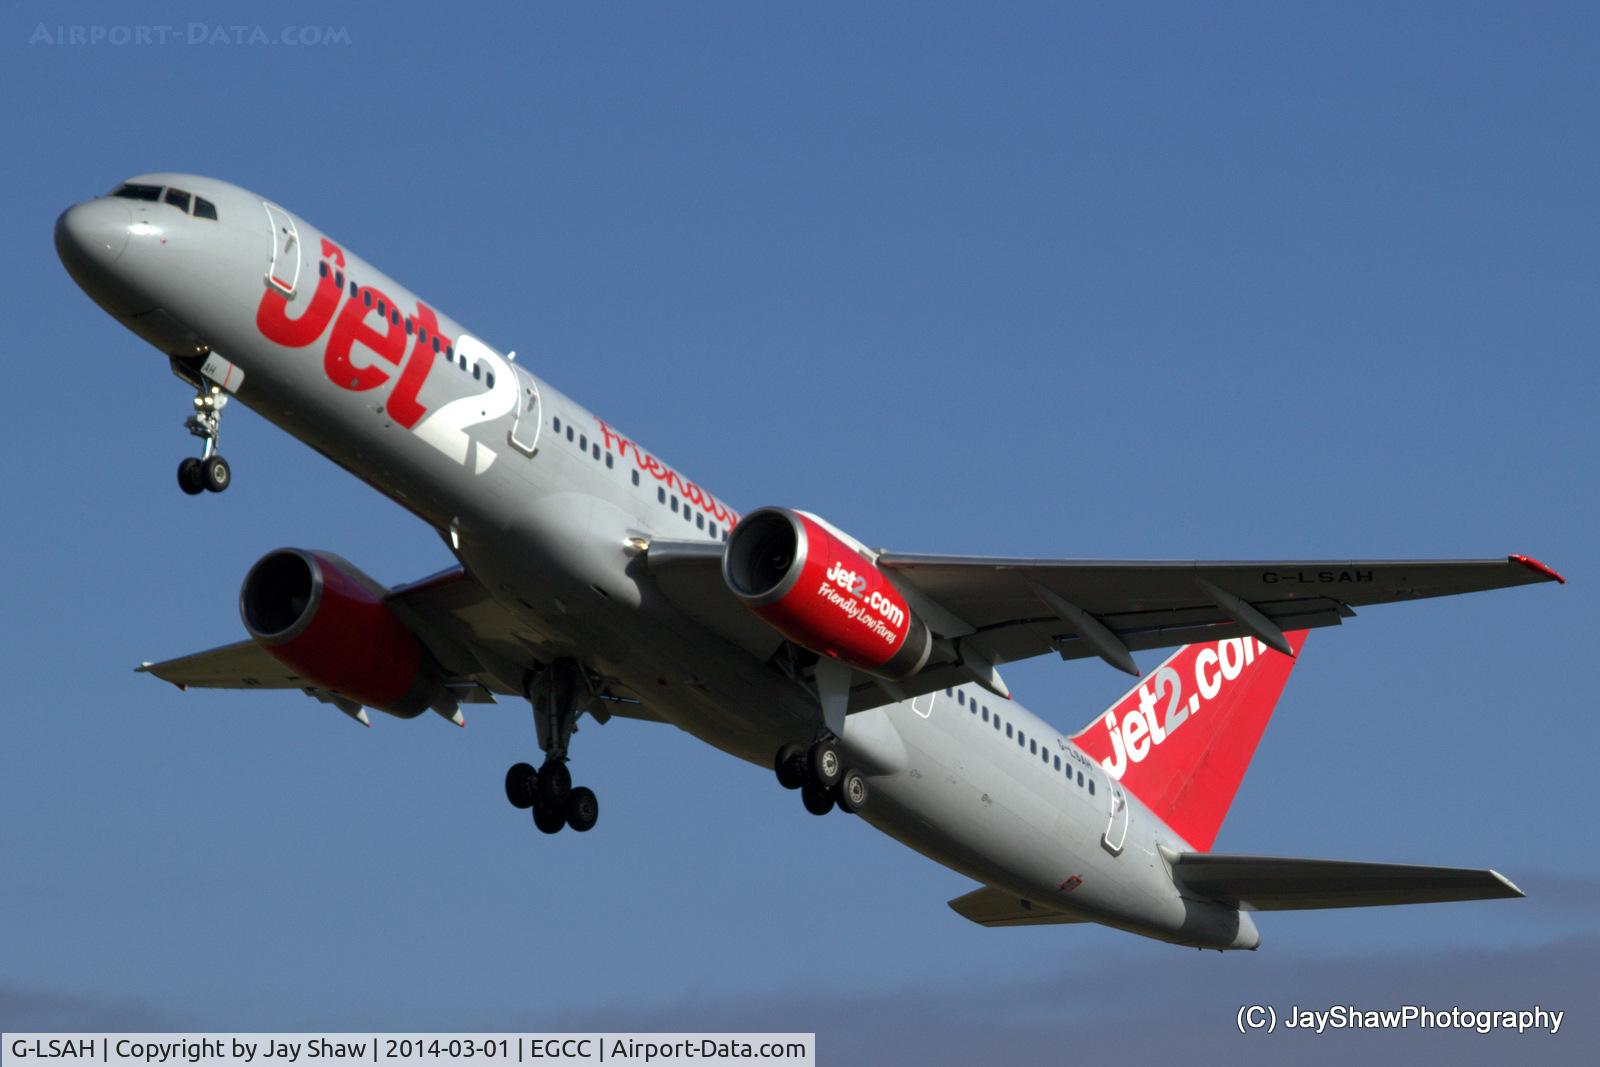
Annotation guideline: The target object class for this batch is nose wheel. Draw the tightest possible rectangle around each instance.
[178,385,232,494]
[178,455,230,495]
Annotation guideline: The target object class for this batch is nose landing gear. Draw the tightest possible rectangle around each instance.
[178,385,232,495]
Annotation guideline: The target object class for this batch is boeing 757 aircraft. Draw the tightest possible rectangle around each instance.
[56,173,1564,949]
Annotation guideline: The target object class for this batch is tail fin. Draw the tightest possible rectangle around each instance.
[1071,631,1307,851]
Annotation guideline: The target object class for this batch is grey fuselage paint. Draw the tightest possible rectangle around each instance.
[57,173,1257,950]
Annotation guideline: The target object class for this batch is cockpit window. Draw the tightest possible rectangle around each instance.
[193,197,218,220]
[164,188,191,213]
[111,183,162,201]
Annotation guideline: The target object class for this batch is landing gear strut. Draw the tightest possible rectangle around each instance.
[504,659,603,834]
[178,384,231,494]
[774,735,870,817]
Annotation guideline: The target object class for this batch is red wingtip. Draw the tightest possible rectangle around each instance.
[1510,554,1566,584]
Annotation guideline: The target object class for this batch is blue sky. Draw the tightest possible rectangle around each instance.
[4,1,1596,1059]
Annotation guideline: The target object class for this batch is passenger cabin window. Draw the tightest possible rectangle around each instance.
[631,469,640,486]
[193,197,218,220]
[112,183,162,201]
[164,188,191,213]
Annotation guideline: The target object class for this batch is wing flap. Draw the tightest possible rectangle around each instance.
[948,885,1088,927]
[1169,852,1525,911]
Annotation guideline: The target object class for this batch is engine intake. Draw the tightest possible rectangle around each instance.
[240,548,440,718]
[724,508,931,678]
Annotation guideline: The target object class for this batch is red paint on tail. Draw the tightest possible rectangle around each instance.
[1071,631,1307,851]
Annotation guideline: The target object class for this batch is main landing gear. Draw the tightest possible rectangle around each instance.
[503,659,602,834]
[177,385,231,495]
[774,736,870,817]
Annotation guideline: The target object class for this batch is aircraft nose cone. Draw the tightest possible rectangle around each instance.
[55,198,132,272]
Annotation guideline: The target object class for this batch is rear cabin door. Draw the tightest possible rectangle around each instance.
[1102,773,1129,855]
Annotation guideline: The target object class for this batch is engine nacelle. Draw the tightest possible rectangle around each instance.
[240,548,440,718]
[723,508,931,679]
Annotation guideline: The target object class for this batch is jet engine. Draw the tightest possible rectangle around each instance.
[240,548,443,718]
[723,507,931,678]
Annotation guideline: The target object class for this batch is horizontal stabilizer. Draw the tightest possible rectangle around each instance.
[948,886,1088,927]
[1169,852,1524,911]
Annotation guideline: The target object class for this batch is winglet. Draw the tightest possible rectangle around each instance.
[1510,555,1565,584]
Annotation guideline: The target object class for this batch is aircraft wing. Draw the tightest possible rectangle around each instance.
[1168,853,1524,911]
[137,566,664,724]
[875,553,1564,673]
[647,540,1562,707]
[948,885,1089,927]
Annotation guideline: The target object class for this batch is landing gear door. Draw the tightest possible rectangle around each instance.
[508,374,541,456]
[262,202,300,296]
[1102,773,1129,855]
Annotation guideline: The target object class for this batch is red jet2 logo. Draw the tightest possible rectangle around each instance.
[256,237,444,428]
[256,237,517,473]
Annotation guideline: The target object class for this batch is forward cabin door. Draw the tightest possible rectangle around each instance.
[262,202,300,296]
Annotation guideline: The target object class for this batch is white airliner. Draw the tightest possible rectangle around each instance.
[56,173,1564,949]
